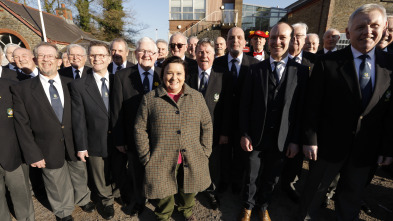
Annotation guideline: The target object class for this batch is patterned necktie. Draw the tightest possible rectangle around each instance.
[199,71,207,96]
[143,72,150,94]
[272,61,280,84]
[48,80,63,122]
[358,54,372,109]
[231,58,238,85]
[101,78,109,111]
[75,69,80,79]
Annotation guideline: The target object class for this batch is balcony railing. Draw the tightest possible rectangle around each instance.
[183,10,238,37]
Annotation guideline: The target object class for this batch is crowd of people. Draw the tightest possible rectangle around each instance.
[1,3,393,221]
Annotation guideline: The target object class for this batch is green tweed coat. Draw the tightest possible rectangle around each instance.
[134,84,213,199]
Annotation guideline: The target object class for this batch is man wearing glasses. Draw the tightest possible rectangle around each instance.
[11,42,94,221]
[169,32,198,75]
[59,44,90,79]
[111,37,161,217]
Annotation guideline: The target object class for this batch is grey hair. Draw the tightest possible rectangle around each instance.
[169,32,187,43]
[66,44,86,55]
[348,4,387,29]
[136,37,158,52]
[110,38,129,52]
[33,42,59,58]
[156,39,168,46]
[187,36,198,44]
[323,28,340,39]
[4,43,21,54]
[196,38,215,49]
[307,33,320,41]
[292,22,308,35]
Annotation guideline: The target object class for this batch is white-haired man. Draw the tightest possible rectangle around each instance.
[3,43,20,71]
[304,33,320,54]
[59,44,90,79]
[316,28,341,54]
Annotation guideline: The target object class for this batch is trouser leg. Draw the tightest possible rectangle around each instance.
[88,156,114,206]
[127,151,146,206]
[5,165,35,221]
[153,195,175,221]
[242,150,262,210]
[281,153,304,191]
[67,160,91,206]
[42,161,74,218]
[176,164,195,218]
[0,166,12,221]
[110,149,128,201]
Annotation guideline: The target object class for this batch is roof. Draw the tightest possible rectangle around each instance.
[0,0,92,44]
[285,0,314,12]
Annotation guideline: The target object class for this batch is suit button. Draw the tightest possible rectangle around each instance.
[61,125,64,129]
[175,110,180,114]
[108,130,112,134]
[60,138,64,142]
[359,116,363,119]
[181,149,186,152]
[177,130,181,134]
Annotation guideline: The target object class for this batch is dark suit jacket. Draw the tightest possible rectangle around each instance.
[239,59,308,151]
[1,68,18,81]
[302,51,317,75]
[111,65,161,151]
[213,53,259,134]
[59,66,90,79]
[70,70,114,157]
[303,46,393,166]
[108,61,134,74]
[0,79,22,171]
[316,49,325,55]
[11,75,77,169]
[245,50,270,61]
[187,67,232,144]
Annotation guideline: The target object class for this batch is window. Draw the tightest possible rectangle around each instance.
[169,0,206,20]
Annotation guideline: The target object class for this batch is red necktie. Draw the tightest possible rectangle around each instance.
[253,51,263,56]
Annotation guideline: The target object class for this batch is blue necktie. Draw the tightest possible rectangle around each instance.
[48,80,63,122]
[199,71,207,96]
[143,72,150,94]
[101,78,109,111]
[358,54,372,110]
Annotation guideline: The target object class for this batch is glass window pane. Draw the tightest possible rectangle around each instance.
[183,7,193,12]
[171,0,180,7]
[183,13,193,20]
[171,7,181,12]
[183,0,192,7]
[194,0,205,10]
[194,13,205,20]
[171,13,181,20]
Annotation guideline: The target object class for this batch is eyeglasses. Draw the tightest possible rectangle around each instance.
[89,54,110,59]
[170,43,186,49]
[137,50,157,56]
[294,34,306,39]
[68,54,85,58]
[37,54,57,60]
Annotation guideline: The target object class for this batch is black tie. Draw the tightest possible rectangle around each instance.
[199,71,207,96]
[101,78,109,111]
[143,72,150,94]
[231,58,238,85]
[326,50,332,54]
[75,69,80,79]
[272,61,280,84]
[116,65,122,72]
[358,54,372,109]
[48,80,63,122]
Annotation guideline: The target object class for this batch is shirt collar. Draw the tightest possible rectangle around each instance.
[39,71,61,84]
[72,66,84,74]
[288,50,303,60]
[93,70,110,82]
[114,61,127,69]
[324,47,337,53]
[138,64,154,75]
[198,66,212,77]
[228,52,243,64]
[351,46,375,60]
[269,56,289,66]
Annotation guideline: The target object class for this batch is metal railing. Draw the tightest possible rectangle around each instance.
[183,10,238,37]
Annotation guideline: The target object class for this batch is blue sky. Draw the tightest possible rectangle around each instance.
[128,0,296,41]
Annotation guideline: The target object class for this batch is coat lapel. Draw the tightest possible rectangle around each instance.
[31,77,62,123]
[261,61,269,107]
[85,73,108,115]
[152,68,161,90]
[338,48,362,102]
[205,70,217,99]
[129,68,144,94]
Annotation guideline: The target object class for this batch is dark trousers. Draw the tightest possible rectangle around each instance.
[281,152,304,191]
[243,145,286,211]
[299,157,373,221]
[0,165,34,221]
[110,149,128,203]
[127,151,146,206]
[152,164,195,221]
[222,133,245,190]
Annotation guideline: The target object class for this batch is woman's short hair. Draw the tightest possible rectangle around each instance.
[160,56,188,80]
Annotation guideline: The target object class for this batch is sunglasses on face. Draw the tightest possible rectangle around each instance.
[170,43,186,49]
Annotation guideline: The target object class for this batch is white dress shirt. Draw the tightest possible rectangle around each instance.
[198,66,212,88]
[138,64,154,91]
[270,56,289,81]
[324,47,337,54]
[39,73,64,107]
[72,66,85,79]
[93,71,110,94]
[288,51,303,64]
[227,53,244,77]
[351,46,376,90]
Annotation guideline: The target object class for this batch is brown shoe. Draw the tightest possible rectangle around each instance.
[258,209,271,221]
[238,208,252,221]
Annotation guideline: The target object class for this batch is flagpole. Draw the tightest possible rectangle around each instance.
[37,0,47,42]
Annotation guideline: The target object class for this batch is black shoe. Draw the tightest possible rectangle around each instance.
[130,203,145,216]
[361,200,372,215]
[102,205,114,220]
[80,201,95,213]
[114,197,124,206]
[56,215,73,221]
[207,193,220,210]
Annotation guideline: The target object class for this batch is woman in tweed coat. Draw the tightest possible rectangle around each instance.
[134,56,213,221]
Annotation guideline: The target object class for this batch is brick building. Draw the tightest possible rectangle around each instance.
[0,0,92,51]
[286,0,393,49]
